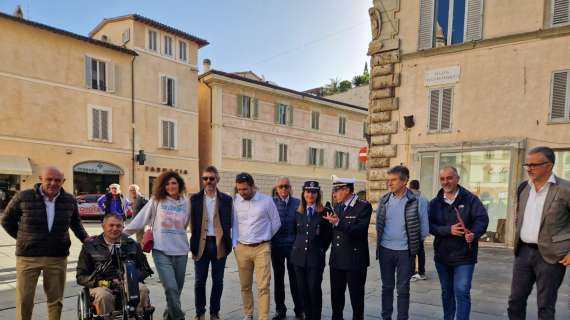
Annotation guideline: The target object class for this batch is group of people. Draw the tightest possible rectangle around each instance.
[0,145,569,320]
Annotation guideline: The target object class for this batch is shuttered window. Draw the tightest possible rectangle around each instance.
[418,0,436,50]
[90,107,111,142]
[464,0,484,41]
[160,76,176,106]
[553,0,570,26]
[148,30,158,52]
[242,138,253,159]
[428,87,453,131]
[550,71,570,121]
[339,116,347,135]
[308,147,324,166]
[163,35,173,57]
[278,143,288,162]
[335,151,350,169]
[311,111,320,130]
[237,95,258,119]
[85,56,115,92]
[179,41,187,62]
[161,120,176,149]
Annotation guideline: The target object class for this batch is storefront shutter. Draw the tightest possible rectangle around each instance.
[550,71,569,120]
[464,0,484,42]
[553,0,570,26]
[440,88,453,130]
[418,0,435,50]
[92,109,100,139]
[85,56,92,89]
[428,89,440,130]
[100,110,109,141]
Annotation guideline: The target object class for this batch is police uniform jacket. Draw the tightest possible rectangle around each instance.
[290,208,333,269]
[329,196,372,271]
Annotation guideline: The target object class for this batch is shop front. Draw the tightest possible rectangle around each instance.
[0,155,32,210]
[73,161,123,195]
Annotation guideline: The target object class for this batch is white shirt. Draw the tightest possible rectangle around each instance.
[520,174,556,244]
[444,189,460,205]
[40,188,60,232]
[232,192,282,247]
[205,191,217,236]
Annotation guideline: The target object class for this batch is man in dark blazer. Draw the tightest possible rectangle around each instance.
[323,176,372,320]
[189,166,233,320]
[508,146,570,320]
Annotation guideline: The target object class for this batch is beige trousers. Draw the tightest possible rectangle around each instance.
[90,284,150,319]
[234,242,272,320]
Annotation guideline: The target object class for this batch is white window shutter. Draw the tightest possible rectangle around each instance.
[161,121,168,147]
[252,98,259,119]
[550,71,569,120]
[465,0,484,41]
[169,122,175,148]
[92,109,100,139]
[318,149,324,166]
[428,89,441,130]
[274,104,280,123]
[85,56,93,89]
[553,0,570,26]
[441,88,453,130]
[100,110,109,140]
[171,79,176,106]
[418,0,435,50]
[106,62,116,93]
[242,139,247,158]
[287,106,294,125]
[248,140,253,158]
[237,95,243,116]
[160,76,167,104]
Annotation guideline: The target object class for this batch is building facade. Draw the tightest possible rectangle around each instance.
[198,68,369,201]
[367,0,570,246]
[0,12,207,203]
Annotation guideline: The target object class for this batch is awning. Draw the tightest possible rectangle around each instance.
[0,156,33,175]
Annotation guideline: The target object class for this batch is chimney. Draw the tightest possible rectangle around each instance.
[14,5,24,18]
[203,59,211,72]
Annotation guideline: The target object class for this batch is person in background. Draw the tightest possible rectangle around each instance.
[127,184,148,241]
[97,183,131,220]
[408,179,430,282]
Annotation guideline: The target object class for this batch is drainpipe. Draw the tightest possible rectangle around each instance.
[131,55,136,184]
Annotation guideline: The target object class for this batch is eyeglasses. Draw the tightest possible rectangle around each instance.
[277,185,290,190]
[202,176,216,182]
[522,162,549,169]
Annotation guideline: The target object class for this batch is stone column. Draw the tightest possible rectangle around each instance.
[367,0,401,221]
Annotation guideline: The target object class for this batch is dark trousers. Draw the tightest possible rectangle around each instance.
[435,262,475,320]
[507,243,567,320]
[271,245,303,316]
[378,246,413,320]
[330,267,367,320]
[410,240,426,275]
[294,266,324,320]
[194,238,227,316]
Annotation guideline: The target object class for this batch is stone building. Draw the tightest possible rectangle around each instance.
[367,0,570,246]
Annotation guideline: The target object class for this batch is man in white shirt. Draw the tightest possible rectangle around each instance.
[508,146,570,320]
[232,172,281,320]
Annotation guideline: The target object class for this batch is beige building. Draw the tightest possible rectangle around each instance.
[0,12,207,202]
[198,67,369,201]
[367,0,570,246]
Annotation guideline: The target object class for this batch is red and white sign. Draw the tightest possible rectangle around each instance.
[359,146,368,162]
[78,203,103,218]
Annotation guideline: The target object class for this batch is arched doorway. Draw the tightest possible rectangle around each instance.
[73,161,123,195]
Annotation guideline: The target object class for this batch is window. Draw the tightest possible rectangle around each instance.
[554,150,570,180]
[242,138,253,159]
[160,120,176,149]
[308,147,324,166]
[237,95,258,119]
[359,160,367,171]
[552,0,570,26]
[275,103,293,125]
[428,87,453,131]
[338,116,347,135]
[278,143,288,162]
[311,111,320,130]
[148,30,158,52]
[85,57,115,92]
[89,107,111,142]
[178,41,187,62]
[163,35,173,57]
[335,151,350,169]
[550,70,570,121]
[418,0,483,50]
[122,29,130,44]
[160,76,176,106]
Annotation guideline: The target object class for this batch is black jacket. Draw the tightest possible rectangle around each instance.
[291,208,333,269]
[1,184,88,257]
[189,190,233,258]
[429,186,489,266]
[329,196,372,271]
[76,234,153,288]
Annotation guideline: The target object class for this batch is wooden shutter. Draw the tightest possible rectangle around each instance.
[171,79,176,106]
[252,98,259,119]
[248,139,252,159]
[85,56,93,89]
[169,122,175,148]
[418,0,435,50]
[161,121,168,147]
[553,0,570,26]
[106,62,116,93]
[283,144,288,162]
[92,109,100,139]
[318,149,324,166]
[551,71,569,120]
[274,104,280,123]
[237,95,243,116]
[308,148,313,165]
[100,110,109,141]
[428,89,441,130]
[464,0,484,42]
[160,76,167,104]
[440,88,453,130]
[287,106,293,126]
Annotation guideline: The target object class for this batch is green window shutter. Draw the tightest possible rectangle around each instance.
[287,106,294,126]
[253,98,259,119]
[85,56,92,89]
[274,104,280,123]
[318,149,324,166]
[237,95,243,117]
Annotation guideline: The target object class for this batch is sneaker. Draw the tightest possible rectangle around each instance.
[410,273,420,282]
[417,274,427,280]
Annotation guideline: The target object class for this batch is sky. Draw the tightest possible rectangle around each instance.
[0,0,372,91]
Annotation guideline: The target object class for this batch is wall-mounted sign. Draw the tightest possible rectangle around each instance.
[145,166,188,175]
[73,162,124,175]
[424,66,461,86]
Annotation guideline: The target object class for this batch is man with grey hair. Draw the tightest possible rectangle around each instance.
[271,177,304,320]
[508,146,570,320]
[1,166,89,320]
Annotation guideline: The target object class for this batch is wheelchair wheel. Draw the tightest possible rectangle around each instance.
[77,287,92,320]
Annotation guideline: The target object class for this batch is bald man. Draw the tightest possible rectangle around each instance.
[2,166,89,320]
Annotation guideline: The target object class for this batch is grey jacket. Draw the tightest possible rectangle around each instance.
[514,176,570,264]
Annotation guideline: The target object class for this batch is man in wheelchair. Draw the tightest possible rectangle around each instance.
[76,213,154,319]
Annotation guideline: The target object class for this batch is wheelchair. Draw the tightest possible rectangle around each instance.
[77,243,154,320]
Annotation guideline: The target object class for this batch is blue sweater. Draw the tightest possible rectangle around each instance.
[272,196,300,248]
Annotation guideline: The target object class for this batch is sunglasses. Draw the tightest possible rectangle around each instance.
[522,162,549,169]
[202,176,216,182]
[277,185,290,190]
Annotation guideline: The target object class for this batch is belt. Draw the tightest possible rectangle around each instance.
[239,240,269,247]
[521,241,538,250]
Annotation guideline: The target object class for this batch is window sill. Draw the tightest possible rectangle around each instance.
[546,119,570,125]
[89,139,112,144]
[159,147,177,151]
[426,130,453,135]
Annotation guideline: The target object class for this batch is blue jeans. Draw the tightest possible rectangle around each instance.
[152,250,188,320]
[435,262,475,320]
[194,238,227,316]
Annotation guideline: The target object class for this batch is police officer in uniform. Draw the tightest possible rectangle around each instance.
[291,181,333,320]
[323,177,372,320]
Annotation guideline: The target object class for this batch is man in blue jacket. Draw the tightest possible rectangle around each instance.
[429,166,489,320]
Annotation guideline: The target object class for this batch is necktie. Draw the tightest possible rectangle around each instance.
[307,207,314,220]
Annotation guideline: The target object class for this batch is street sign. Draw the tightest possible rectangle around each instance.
[359,146,368,162]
